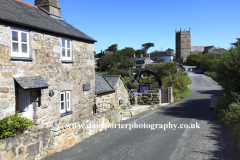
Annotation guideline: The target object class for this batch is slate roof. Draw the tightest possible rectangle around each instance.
[150,52,171,57]
[129,57,148,61]
[0,0,96,42]
[14,76,48,89]
[95,73,113,94]
[102,76,120,88]
[103,75,129,91]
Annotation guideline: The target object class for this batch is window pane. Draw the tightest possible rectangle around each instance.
[61,102,64,110]
[12,31,18,41]
[68,101,70,109]
[61,94,64,101]
[22,44,27,53]
[21,33,27,42]
[62,49,65,57]
[62,39,65,48]
[67,49,70,57]
[67,40,70,48]
[67,93,69,100]
[12,42,18,52]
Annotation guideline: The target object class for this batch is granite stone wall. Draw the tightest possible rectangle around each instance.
[0,108,122,160]
[0,23,95,129]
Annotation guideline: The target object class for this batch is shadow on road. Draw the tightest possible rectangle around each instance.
[161,97,240,159]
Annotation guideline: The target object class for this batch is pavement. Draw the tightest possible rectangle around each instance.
[122,103,170,120]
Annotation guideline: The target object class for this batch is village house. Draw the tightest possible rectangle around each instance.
[0,0,96,129]
[95,73,130,112]
[150,50,173,63]
[129,54,151,68]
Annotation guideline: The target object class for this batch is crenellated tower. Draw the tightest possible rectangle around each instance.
[175,28,191,60]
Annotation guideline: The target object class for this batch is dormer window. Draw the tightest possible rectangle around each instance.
[61,38,72,61]
[11,28,30,58]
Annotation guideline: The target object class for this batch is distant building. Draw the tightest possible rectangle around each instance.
[212,47,226,59]
[150,51,173,62]
[129,55,151,68]
[191,46,226,58]
[97,50,113,58]
[175,28,191,60]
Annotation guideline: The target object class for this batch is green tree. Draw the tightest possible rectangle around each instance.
[230,38,240,47]
[135,49,145,57]
[154,56,160,62]
[200,53,216,71]
[106,44,118,53]
[166,48,174,54]
[217,46,240,103]
[121,59,136,68]
[160,58,165,63]
[141,43,155,53]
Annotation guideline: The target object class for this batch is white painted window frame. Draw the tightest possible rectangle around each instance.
[61,38,72,61]
[60,91,71,113]
[11,28,30,58]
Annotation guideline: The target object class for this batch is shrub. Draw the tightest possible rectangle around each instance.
[0,112,33,139]
[108,67,129,77]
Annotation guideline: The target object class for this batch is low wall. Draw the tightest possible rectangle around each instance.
[131,90,161,106]
[0,108,122,160]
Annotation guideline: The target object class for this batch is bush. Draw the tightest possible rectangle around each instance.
[0,112,33,139]
[219,102,240,130]
[108,67,129,77]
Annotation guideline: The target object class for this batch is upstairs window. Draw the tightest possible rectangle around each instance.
[11,28,30,58]
[61,38,72,61]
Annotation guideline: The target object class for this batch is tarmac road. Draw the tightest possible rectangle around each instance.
[45,65,240,160]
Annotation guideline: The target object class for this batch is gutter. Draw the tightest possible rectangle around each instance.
[96,89,115,97]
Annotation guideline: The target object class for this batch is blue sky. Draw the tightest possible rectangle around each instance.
[23,0,240,53]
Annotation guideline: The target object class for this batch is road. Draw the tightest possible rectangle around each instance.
[45,65,240,160]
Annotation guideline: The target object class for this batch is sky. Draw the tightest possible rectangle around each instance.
[23,0,240,54]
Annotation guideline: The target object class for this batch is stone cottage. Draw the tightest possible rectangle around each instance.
[0,0,96,129]
[95,73,130,112]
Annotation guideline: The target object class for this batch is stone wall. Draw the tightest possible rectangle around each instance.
[0,23,95,129]
[131,90,161,106]
[0,108,121,160]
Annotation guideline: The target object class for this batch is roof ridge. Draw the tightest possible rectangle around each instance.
[16,0,38,8]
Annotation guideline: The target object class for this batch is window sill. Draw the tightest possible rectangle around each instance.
[61,111,73,117]
[62,60,74,63]
[11,57,33,61]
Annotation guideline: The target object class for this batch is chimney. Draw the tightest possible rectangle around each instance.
[35,0,61,18]
[171,51,172,55]
[133,54,135,58]
[141,54,142,57]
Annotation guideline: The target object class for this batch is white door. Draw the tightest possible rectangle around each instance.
[18,89,33,120]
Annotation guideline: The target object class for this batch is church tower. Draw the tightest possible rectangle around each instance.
[175,28,191,60]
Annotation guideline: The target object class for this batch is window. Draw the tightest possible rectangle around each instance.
[11,28,30,58]
[61,38,72,61]
[60,91,71,113]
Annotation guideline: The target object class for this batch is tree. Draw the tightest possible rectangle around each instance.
[121,60,136,68]
[230,38,240,47]
[160,58,165,63]
[106,44,118,53]
[166,48,174,54]
[116,47,135,62]
[141,43,154,53]
[154,56,160,62]
[135,49,145,57]
[199,53,216,71]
